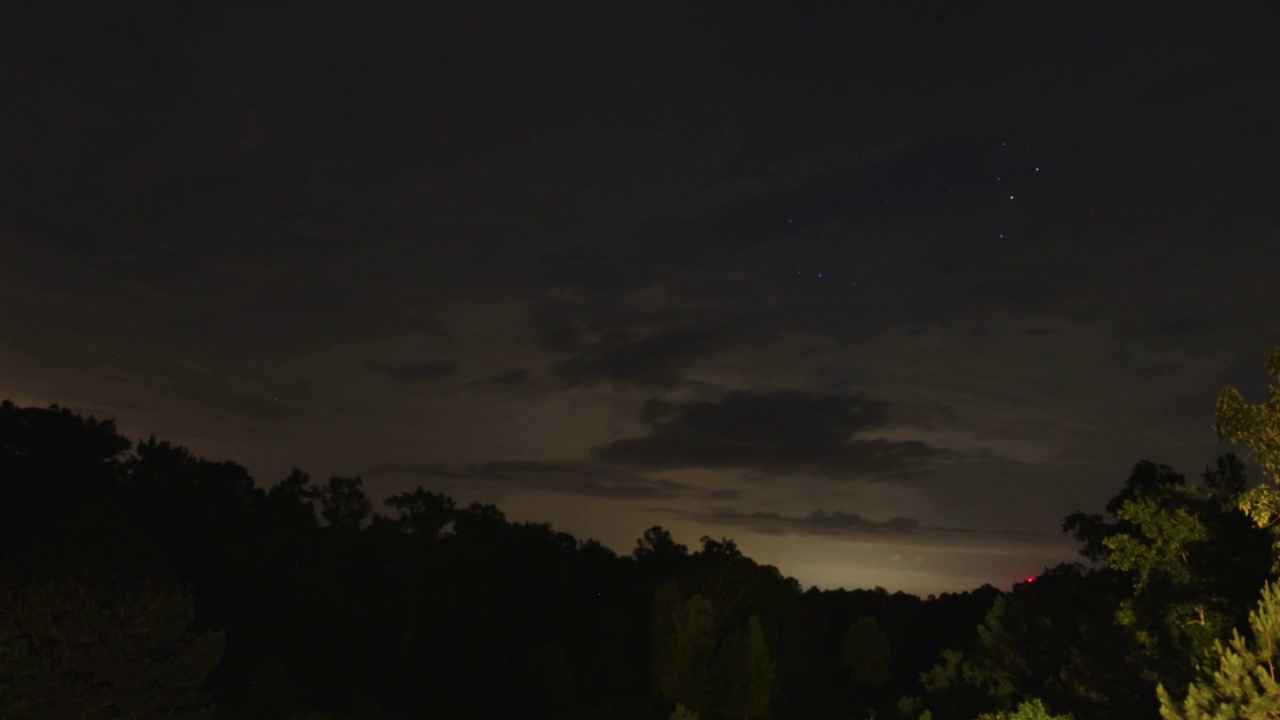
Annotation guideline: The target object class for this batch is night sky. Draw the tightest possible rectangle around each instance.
[5,1,1280,594]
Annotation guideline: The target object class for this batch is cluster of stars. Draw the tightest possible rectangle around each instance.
[766,137,1046,301]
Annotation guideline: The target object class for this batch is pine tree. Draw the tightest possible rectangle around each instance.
[976,698,1074,720]
[669,703,701,720]
[1158,580,1280,719]
[1161,350,1280,719]
[710,614,776,719]
[0,574,224,719]
[653,592,717,714]
[844,616,891,687]
[0,501,224,720]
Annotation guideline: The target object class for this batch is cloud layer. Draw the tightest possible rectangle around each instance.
[594,391,949,478]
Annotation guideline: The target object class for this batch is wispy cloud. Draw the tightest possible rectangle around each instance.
[381,360,459,381]
[364,460,698,500]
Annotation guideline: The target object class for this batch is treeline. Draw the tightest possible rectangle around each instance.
[0,399,997,720]
[1,349,1278,720]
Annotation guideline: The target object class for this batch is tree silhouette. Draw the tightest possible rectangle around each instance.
[380,487,456,538]
[635,526,689,561]
[0,402,130,553]
[654,592,717,714]
[0,501,224,719]
[710,614,776,719]
[516,642,580,719]
[15,395,1243,719]
[843,616,891,687]
[265,469,322,530]
[318,476,372,529]
[1200,454,1248,503]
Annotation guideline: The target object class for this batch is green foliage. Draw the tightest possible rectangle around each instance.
[893,695,926,718]
[915,563,1168,720]
[975,698,1073,720]
[970,597,1032,701]
[1215,347,1280,479]
[845,616,892,687]
[654,593,718,713]
[920,649,967,694]
[710,614,776,719]
[1238,485,1280,530]
[654,582,780,719]
[1063,461,1188,565]
[649,535,797,718]
[918,598,1035,706]
[1065,455,1273,699]
[917,648,1000,720]
[1105,486,1209,588]
[1103,483,1234,688]
[669,703,701,720]
[1158,579,1280,719]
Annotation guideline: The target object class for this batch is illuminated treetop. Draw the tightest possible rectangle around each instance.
[1215,348,1280,530]
[1215,347,1280,479]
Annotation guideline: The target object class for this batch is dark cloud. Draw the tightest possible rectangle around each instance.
[704,488,745,502]
[542,255,655,296]
[593,390,949,478]
[696,508,922,538]
[549,327,722,388]
[364,460,695,500]
[881,397,959,430]
[1132,362,1183,378]
[466,369,531,390]
[538,326,582,354]
[382,360,458,382]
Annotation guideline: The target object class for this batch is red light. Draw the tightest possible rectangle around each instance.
[1025,577,1035,583]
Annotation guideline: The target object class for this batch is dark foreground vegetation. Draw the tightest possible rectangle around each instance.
[2,348,1279,720]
